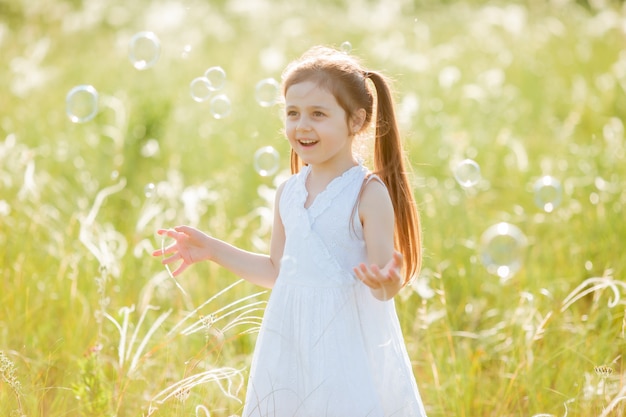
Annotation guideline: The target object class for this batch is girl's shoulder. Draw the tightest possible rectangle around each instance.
[359,174,392,215]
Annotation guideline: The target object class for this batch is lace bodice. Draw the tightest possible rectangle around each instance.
[278,164,369,286]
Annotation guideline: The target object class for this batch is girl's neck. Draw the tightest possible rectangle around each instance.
[304,159,359,208]
[307,158,359,183]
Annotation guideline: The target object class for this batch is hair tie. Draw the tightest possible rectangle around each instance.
[363,71,371,79]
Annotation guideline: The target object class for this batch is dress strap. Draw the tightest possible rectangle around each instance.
[358,173,387,201]
[365,173,385,186]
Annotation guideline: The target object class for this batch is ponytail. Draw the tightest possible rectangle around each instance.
[367,71,422,285]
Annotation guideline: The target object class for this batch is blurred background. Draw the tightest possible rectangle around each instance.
[1,0,625,416]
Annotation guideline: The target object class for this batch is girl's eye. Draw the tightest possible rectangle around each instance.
[286,110,298,117]
[313,111,325,117]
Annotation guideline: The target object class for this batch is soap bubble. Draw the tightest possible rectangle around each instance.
[204,66,226,91]
[255,78,281,107]
[129,31,161,70]
[190,77,212,102]
[181,44,192,59]
[340,41,352,54]
[253,146,280,177]
[66,85,99,123]
[144,183,156,198]
[480,222,527,280]
[533,176,562,213]
[210,94,231,119]
[453,159,481,188]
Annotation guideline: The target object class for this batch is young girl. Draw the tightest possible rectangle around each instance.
[153,45,428,416]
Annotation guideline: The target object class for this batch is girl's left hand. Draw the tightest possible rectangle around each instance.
[353,251,404,301]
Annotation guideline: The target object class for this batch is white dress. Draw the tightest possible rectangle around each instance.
[242,164,427,417]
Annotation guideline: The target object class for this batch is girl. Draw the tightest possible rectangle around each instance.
[153,45,428,416]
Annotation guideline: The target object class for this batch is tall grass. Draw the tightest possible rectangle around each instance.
[1,0,625,415]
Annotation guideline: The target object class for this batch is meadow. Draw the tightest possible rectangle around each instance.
[1,0,626,415]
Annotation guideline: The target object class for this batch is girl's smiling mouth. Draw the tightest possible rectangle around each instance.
[298,139,319,147]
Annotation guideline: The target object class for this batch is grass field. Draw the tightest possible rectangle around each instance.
[1,0,626,415]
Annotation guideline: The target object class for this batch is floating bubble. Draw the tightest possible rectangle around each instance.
[254,146,280,177]
[255,78,281,107]
[181,44,192,59]
[129,31,161,70]
[280,255,297,277]
[340,41,352,54]
[453,159,481,188]
[533,175,562,213]
[480,222,527,280]
[144,183,156,198]
[204,66,226,91]
[66,85,99,123]
[210,94,231,119]
[190,77,212,102]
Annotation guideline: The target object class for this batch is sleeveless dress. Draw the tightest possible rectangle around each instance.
[242,164,427,417]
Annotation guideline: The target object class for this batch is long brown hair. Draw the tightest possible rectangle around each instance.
[281,46,422,284]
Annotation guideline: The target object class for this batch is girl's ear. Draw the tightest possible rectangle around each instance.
[350,108,367,135]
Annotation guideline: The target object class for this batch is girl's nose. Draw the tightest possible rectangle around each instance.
[296,122,312,132]
[296,117,312,132]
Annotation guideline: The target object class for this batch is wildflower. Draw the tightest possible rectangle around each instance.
[0,351,22,393]
[200,314,216,332]
[174,387,190,402]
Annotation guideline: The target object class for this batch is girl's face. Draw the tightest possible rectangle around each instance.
[284,81,359,171]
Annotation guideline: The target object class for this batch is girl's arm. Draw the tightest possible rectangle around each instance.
[353,179,404,301]
[152,182,286,289]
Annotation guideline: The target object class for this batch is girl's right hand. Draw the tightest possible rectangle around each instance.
[152,226,212,276]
